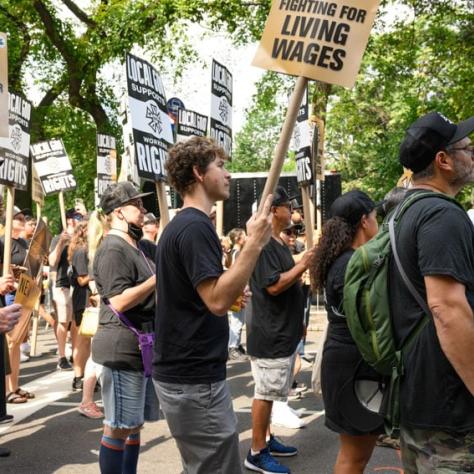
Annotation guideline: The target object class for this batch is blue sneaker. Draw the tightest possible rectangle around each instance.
[267,435,298,457]
[244,447,291,474]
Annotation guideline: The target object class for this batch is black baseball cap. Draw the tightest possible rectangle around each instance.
[144,212,158,224]
[99,182,152,215]
[12,206,31,218]
[400,112,474,173]
[271,186,291,207]
[330,190,377,227]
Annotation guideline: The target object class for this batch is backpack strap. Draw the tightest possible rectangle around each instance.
[388,190,462,351]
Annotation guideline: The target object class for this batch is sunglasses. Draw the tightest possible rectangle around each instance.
[283,229,297,236]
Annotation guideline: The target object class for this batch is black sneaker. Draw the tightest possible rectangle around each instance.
[72,376,83,391]
[0,447,11,457]
[237,344,247,355]
[57,357,72,370]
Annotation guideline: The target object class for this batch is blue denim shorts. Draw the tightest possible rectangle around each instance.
[96,365,160,429]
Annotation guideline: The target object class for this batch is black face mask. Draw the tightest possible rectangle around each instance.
[119,212,143,241]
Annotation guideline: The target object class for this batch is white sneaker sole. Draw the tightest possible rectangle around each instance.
[244,458,289,474]
[269,450,298,458]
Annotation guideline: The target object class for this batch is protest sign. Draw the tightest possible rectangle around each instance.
[177,109,208,141]
[9,273,42,345]
[0,32,8,138]
[125,53,174,182]
[0,93,32,191]
[293,88,313,186]
[210,60,233,158]
[30,139,76,195]
[97,133,117,198]
[23,218,52,280]
[252,0,380,88]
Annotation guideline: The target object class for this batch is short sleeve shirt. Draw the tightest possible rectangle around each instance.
[71,248,90,315]
[91,235,156,372]
[247,237,305,358]
[50,235,70,288]
[389,190,474,431]
[153,208,228,384]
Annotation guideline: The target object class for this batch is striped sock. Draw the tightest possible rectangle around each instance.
[123,433,141,474]
[99,435,125,474]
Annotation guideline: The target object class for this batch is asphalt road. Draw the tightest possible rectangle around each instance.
[0,324,403,474]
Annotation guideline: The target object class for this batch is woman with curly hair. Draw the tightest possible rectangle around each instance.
[309,190,382,474]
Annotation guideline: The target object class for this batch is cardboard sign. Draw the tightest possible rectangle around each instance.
[252,0,380,88]
[177,109,208,141]
[0,32,7,138]
[30,139,77,195]
[293,88,313,186]
[210,59,233,157]
[97,133,117,198]
[126,53,174,181]
[23,218,52,280]
[0,93,32,191]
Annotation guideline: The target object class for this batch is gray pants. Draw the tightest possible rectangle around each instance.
[154,379,242,474]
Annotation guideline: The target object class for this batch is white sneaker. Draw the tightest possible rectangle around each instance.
[20,342,31,354]
[271,401,305,429]
[288,406,306,418]
[20,352,30,362]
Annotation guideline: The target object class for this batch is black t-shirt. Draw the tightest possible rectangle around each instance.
[0,236,28,266]
[389,190,474,431]
[247,237,304,358]
[153,207,228,384]
[91,235,156,372]
[50,235,70,288]
[70,248,90,315]
[325,249,354,344]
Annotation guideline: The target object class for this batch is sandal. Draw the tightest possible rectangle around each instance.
[6,392,27,404]
[15,388,35,399]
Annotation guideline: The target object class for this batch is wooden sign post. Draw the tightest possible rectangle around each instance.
[2,186,14,277]
[58,190,67,230]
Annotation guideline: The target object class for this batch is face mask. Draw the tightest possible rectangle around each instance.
[119,211,143,241]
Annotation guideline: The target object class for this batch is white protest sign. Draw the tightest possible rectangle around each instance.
[96,133,117,198]
[210,60,233,157]
[0,93,32,191]
[126,53,173,181]
[177,109,208,142]
[30,139,77,195]
[292,88,313,186]
[0,32,8,138]
[252,0,380,88]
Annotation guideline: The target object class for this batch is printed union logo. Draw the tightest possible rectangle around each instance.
[219,97,230,124]
[146,102,163,135]
[10,124,22,152]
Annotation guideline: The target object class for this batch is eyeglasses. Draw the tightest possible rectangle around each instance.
[448,145,474,157]
[124,199,144,209]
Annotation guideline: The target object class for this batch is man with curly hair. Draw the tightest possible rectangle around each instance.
[153,136,273,474]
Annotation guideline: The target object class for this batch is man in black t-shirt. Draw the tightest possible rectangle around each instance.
[154,137,272,474]
[390,112,474,472]
[246,187,314,474]
[49,208,83,370]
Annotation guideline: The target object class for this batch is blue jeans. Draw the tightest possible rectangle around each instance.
[228,309,245,348]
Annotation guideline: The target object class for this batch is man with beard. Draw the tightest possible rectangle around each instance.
[390,112,474,472]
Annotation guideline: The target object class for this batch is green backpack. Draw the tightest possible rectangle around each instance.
[343,191,463,433]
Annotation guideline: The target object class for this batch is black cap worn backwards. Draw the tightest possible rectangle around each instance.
[329,190,377,227]
[272,186,291,207]
[400,112,474,173]
[99,182,152,215]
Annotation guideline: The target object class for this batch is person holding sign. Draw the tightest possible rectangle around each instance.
[90,182,158,474]
[245,186,315,474]
[153,137,273,474]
